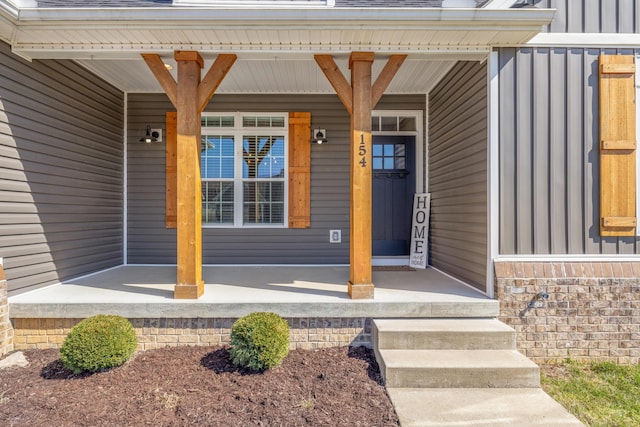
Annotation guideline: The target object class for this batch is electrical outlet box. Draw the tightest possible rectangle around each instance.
[330,229,341,243]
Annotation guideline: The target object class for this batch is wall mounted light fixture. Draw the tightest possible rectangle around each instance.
[312,129,327,144]
[140,125,162,143]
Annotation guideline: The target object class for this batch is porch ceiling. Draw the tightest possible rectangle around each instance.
[79,54,468,93]
[0,5,554,92]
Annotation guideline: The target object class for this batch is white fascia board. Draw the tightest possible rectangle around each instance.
[0,0,18,44]
[16,7,555,28]
[528,32,640,48]
[483,0,516,8]
[0,0,18,22]
[174,0,327,5]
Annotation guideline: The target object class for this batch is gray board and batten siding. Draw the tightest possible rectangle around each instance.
[428,61,488,291]
[538,0,640,34]
[0,41,125,295]
[127,93,426,265]
[498,46,640,256]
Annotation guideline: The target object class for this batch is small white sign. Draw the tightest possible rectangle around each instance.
[409,193,431,269]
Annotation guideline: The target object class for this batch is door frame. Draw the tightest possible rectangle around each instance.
[371,110,425,265]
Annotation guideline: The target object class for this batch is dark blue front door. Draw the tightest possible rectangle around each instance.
[372,136,416,256]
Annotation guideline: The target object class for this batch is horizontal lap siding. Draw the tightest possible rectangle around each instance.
[127,93,425,264]
[428,61,487,290]
[498,47,640,255]
[539,0,639,33]
[0,41,124,294]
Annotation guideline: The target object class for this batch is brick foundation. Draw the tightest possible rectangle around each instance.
[0,263,14,357]
[12,317,372,351]
[495,260,640,364]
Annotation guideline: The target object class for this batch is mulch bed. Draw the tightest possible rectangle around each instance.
[0,346,399,426]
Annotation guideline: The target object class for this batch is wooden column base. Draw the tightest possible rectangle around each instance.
[174,281,204,299]
[348,281,374,299]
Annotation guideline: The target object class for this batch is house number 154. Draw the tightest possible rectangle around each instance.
[359,134,367,167]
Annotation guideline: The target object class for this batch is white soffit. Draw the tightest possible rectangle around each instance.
[77,55,467,93]
[5,8,554,59]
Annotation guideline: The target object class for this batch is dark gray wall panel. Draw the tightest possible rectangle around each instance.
[126,93,425,265]
[0,41,124,294]
[540,0,639,33]
[498,47,640,255]
[428,61,487,291]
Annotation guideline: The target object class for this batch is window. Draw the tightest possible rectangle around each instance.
[201,113,287,227]
[371,115,417,132]
[373,143,406,171]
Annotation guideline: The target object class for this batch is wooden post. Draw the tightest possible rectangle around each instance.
[348,52,375,299]
[174,51,204,299]
[143,52,236,299]
[315,52,406,299]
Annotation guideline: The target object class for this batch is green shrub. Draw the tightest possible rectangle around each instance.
[230,312,290,371]
[59,314,138,374]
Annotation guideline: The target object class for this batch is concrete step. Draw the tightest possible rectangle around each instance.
[387,388,585,427]
[373,318,516,350]
[378,349,540,388]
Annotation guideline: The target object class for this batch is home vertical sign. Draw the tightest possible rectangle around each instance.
[409,193,430,269]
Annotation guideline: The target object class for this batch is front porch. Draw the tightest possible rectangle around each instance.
[9,265,497,319]
[7,265,497,351]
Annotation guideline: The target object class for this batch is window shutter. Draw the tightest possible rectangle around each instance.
[166,112,177,229]
[288,112,311,228]
[599,55,637,236]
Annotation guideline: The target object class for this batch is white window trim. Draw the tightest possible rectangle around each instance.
[201,112,288,229]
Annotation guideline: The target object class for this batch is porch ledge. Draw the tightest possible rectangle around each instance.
[8,266,498,319]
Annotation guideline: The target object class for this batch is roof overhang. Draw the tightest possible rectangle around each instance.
[0,3,554,93]
[1,6,554,59]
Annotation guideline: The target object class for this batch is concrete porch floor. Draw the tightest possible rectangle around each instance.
[9,265,498,319]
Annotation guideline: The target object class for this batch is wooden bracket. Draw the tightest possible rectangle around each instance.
[314,54,353,115]
[602,217,637,228]
[601,140,636,150]
[142,53,178,107]
[601,63,636,74]
[372,55,407,106]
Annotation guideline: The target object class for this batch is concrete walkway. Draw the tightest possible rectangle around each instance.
[387,388,584,426]
[373,318,585,426]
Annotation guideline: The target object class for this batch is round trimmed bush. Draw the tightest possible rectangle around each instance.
[229,312,290,371]
[59,314,138,374]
